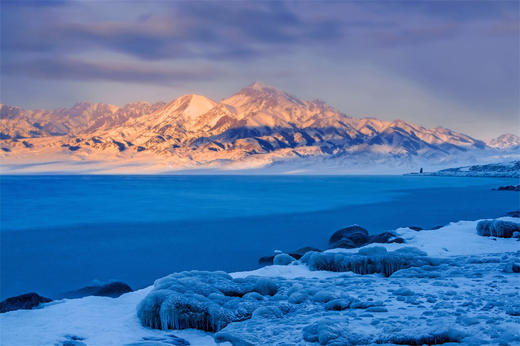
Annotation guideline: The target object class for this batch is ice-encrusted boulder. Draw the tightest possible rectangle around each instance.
[301,246,439,277]
[328,225,404,249]
[137,271,280,332]
[273,253,296,265]
[477,220,520,238]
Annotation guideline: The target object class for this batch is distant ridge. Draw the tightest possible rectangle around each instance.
[408,161,520,178]
[1,83,518,173]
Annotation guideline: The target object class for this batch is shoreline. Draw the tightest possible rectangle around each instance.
[1,215,519,345]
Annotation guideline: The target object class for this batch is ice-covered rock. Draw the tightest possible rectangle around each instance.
[302,320,344,345]
[273,253,295,265]
[300,247,439,277]
[503,261,520,273]
[477,220,520,238]
[137,271,281,332]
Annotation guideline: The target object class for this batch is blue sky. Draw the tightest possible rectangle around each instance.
[1,0,518,139]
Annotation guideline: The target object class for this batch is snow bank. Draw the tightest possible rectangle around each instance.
[0,287,218,346]
[325,217,520,257]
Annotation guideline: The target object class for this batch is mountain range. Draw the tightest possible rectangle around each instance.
[1,82,519,173]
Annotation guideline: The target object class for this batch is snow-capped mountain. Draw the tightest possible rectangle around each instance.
[0,82,517,173]
[487,134,520,150]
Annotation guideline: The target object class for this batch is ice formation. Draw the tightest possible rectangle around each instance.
[137,271,280,332]
[300,246,440,276]
[477,219,520,238]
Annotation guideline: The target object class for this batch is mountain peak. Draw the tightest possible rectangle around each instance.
[160,94,217,120]
[247,81,272,90]
[487,133,520,149]
[241,81,285,94]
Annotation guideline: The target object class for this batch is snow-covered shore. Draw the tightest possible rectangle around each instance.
[1,217,519,345]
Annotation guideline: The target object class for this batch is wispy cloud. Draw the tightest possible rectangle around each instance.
[3,58,218,84]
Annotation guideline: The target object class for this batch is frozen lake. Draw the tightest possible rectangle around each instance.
[1,175,518,298]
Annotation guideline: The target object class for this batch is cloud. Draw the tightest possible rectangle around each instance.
[2,58,218,84]
[1,1,344,61]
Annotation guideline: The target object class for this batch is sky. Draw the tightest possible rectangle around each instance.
[1,0,519,140]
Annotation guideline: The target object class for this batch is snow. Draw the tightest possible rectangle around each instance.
[0,287,219,346]
[487,133,520,150]
[326,217,520,257]
[427,160,520,178]
[1,216,519,345]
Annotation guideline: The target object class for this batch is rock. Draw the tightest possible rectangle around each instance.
[408,226,423,231]
[258,246,320,265]
[329,226,405,250]
[0,292,52,313]
[329,225,369,248]
[504,262,520,273]
[61,281,133,299]
[324,298,353,311]
[273,253,296,265]
[477,220,520,238]
[258,255,274,265]
[289,246,321,259]
[496,185,520,191]
[369,231,404,244]
[505,210,520,218]
[94,282,133,297]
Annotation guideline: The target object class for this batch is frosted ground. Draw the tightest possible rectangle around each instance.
[1,216,519,345]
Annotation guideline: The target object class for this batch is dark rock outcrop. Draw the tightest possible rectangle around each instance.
[370,232,404,244]
[289,247,322,259]
[0,292,52,313]
[505,210,520,218]
[259,247,321,265]
[329,225,370,249]
[496,185,520,191]
[328,225,403,249]
[61,281,133,299]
